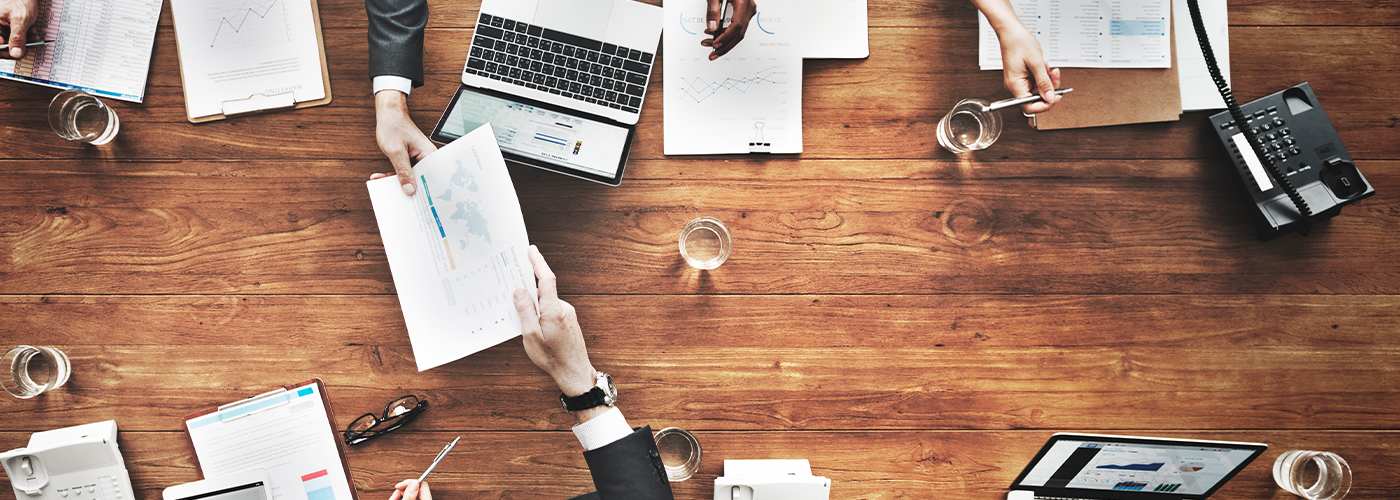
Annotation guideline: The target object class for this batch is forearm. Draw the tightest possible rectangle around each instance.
[971,0,1025,35]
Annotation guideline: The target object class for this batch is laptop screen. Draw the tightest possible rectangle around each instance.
[1011,434,1266,499]
[432,85,634,185]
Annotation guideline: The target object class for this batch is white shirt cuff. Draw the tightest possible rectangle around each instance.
[571,407,632,451]
[373,75,413,96]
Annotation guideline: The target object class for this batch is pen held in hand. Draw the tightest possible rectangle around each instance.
[26,40,57,47]
[984,88,1073,112]
[417,436,460,483]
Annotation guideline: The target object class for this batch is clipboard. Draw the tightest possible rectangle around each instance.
[169,0,334,123]
[1028,6,1183,130]
[183,379,360,500]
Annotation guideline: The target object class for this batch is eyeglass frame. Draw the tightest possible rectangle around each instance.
[342,395,428,445]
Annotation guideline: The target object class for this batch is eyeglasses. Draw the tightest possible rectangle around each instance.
[343,395,428,445]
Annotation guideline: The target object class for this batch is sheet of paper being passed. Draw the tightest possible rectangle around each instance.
[368,123,535,371]
[663,0,802,154]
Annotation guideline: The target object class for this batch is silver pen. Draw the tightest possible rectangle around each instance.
[985,88,1074,112]
[417,436,460,483]
[26,40,56,47]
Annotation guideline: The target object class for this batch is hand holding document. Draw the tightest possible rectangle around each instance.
[368,124,536,371]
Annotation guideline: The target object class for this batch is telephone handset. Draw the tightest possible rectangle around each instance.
[1188,0,1374,241]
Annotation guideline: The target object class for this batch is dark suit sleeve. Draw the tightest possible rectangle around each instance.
[365,0,427,87]
[581,425,675,500]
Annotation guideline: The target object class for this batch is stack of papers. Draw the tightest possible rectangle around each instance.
[0,0,162,102]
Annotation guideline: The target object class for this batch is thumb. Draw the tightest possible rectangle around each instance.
[705,0,721,33]
[1034,63,1057,103]
[7,27,25,59]
[387,149,417,196]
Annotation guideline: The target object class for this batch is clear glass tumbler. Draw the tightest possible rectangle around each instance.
[680,217,732,270]
[49,89,120,145]
[3,345,73,399]
[937,98,1002,154]
[1274,450,1351,500]
[654,427,702,482]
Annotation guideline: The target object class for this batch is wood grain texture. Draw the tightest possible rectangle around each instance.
[0,431,1395,500]
[2,0,1398,498]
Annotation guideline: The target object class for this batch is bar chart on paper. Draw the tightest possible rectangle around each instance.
[662,0,802,154]
[0,0,162,101]
[302,469,336,500]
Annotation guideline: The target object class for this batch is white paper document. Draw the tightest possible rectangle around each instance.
[803,0,868,59]
[186,384,353,500]
[368,124,536,372]
[1173,0,1229,111]
[169,0,326,119]
[0,0,162,102]
[979,0,1171,70]
[663,0,802,155]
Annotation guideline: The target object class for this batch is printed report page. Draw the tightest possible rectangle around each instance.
[368,123,536,371]
[663,0,802,154]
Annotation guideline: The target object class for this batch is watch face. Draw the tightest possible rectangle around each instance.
[601,372,618,405]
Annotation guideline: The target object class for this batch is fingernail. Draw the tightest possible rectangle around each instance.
[402,183,416,196]
[708,21,716,31]
[9,47,20,58]
[514,289,526,300]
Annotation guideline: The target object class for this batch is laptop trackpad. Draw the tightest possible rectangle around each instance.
[533,0,613,40]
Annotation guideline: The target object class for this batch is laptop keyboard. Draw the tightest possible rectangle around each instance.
[466,13,654,115]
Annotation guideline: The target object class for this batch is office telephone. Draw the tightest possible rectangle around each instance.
[1187,0,1374,241]
[1,421,134,500]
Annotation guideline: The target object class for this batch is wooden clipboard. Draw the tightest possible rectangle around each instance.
[182,379,360,500]
[169,0,334,123]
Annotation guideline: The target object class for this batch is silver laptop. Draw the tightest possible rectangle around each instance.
[1008,434,1267,500]
[463,0,661,125]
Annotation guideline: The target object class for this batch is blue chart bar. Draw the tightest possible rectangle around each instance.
[534,133,567,146]
[430,206,446,238]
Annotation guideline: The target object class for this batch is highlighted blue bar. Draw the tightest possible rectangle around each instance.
[533,134,567,146]
[430,206,446,238]
[1110,19,1165,36]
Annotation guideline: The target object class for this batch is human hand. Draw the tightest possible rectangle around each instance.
[0,0,39,60]
[375,90,437,196]
[701,0,756,61]
[996,25,1061,114]
[512,245,596,398]
[388,480,430,500]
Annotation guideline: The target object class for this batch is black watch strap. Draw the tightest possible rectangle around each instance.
[560,387,608,412]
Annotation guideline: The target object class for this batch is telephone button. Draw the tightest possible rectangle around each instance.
[1261,123,1272,131]
[1220,121,1234,129]
[1253,110,1266,118]
[60,490,69,497]
[1251,127,1260,135]
[1285,138,1296,146]
[1267,105,1278,113]
[1281,127,1291,135]
[1273,118,1285,126]
[1290,148,1301,155]
[1266,133,1276,141]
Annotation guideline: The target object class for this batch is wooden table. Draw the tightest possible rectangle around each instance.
[3,0,1398,498]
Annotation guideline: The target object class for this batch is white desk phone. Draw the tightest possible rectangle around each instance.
[1,421,135,500]
[714,459,830,500]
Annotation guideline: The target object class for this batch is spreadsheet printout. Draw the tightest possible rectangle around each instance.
[0,0,162,102]
[979,0,1171,70]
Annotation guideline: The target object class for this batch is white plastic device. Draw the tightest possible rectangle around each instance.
[0,421,135,500]
[713,459,830,500]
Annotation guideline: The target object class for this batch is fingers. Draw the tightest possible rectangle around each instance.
[528,245,557,301]
[395,480,422,500]
[1019,68,1063,114]
[514,288,541,333]
[1031,62,1058,104]
[407,132,439,163]
[707,2,751,60]
[418,482,432,500]
[369,172,393,180]
[704,0,722,34]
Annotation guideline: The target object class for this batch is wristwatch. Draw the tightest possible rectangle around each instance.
[560,371,617,412]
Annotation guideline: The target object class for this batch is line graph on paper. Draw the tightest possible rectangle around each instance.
[675,66,787,104]
[206,0,291,51]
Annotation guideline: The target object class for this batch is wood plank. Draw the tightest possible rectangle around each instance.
[148,0,1400,30]
[4,295,1395,349]
[2,161,1395,295]
[2,27,1398,160]
[0,431,1394,500]
[0,344,1392,432]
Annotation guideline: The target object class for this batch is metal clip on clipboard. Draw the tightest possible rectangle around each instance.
[220,92,298,117]
[747,121,772,154]
[217,388,292,423]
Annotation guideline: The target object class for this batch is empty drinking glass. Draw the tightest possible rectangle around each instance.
[937,98,1002,154]
[3,346,72,399]
[49,89,120,145]
[654,427,702,482]
[1274,450,1351,500]
[680,217,732,270]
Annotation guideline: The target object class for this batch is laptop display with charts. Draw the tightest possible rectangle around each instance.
[1007,433,1267,500]
[432,0,662,186]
